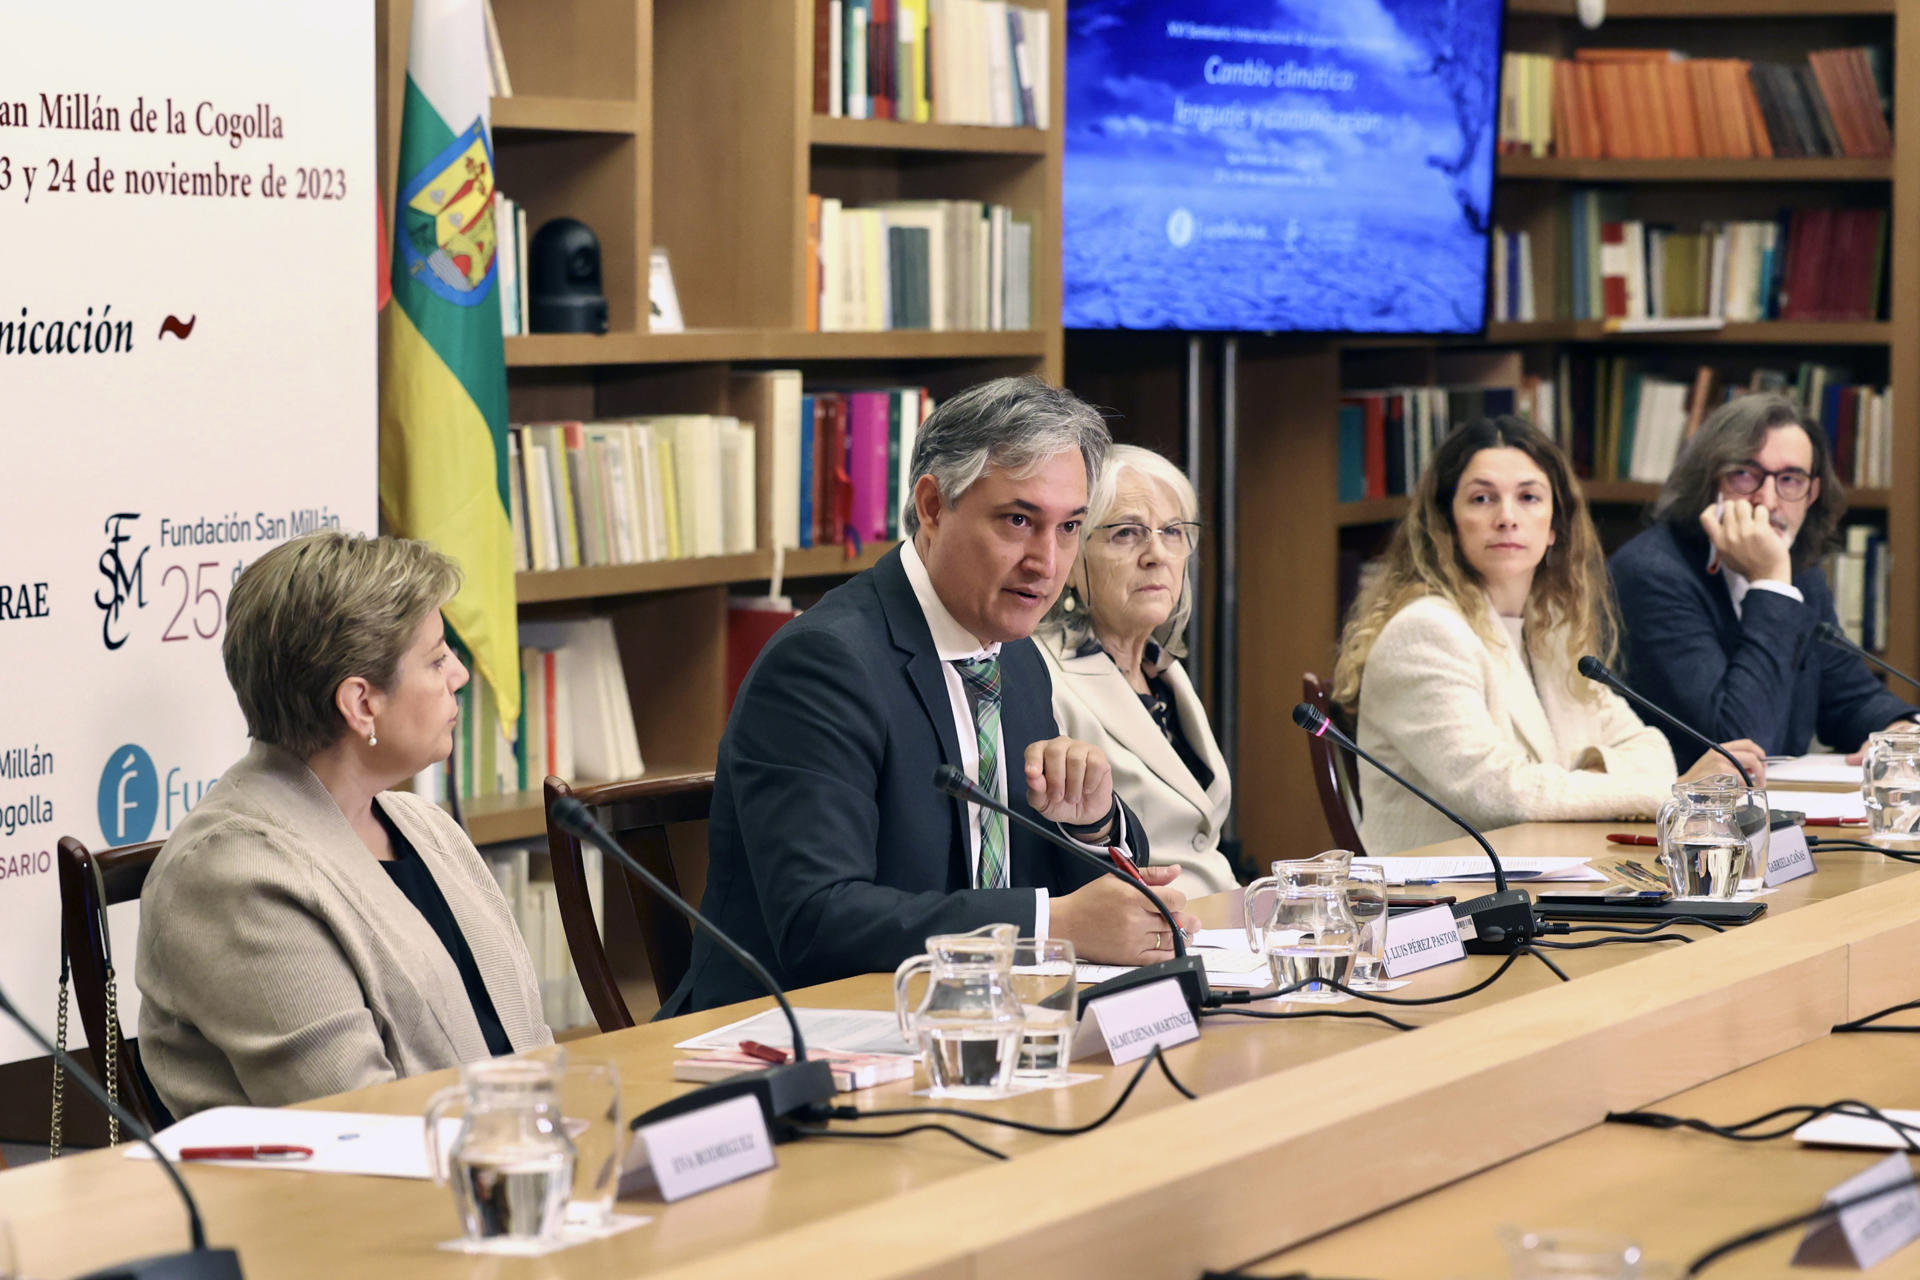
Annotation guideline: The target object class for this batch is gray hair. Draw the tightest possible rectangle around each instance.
[1046,444,1201,656]
[901,376,1110,536]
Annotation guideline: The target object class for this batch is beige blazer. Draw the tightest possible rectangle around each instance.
[1356,596,1677,855]
[137,742,552,1118]
[1042,637,1237,898]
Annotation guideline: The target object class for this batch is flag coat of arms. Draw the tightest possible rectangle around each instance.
[381,0,519,731]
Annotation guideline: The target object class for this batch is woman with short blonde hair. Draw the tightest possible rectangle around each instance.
[1039,444,1235,897]
[1332,416,1762,855]
[138,531,551,1119]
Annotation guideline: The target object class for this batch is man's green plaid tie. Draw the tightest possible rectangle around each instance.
[953,656,1006,889]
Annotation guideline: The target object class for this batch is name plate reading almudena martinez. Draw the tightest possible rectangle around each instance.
[0,1,377,1064]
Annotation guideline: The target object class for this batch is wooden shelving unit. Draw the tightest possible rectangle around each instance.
[378,0,1066,849]
[1067,0,1918,862]
[1498,155,1894,182]
[809,115,1050,155]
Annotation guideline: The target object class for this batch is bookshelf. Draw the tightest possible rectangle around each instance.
[1066,0,1920,864]
[375,0,1065,865]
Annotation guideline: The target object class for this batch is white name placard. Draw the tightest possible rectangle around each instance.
[1762,825,1817,888]
[1072,977,1199,1064]
[1382,905,1469,978]
[633,1094,775,1203]
[1792,1152,1920,1269]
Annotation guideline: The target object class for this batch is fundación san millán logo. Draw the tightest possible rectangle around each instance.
[98,743,158,844]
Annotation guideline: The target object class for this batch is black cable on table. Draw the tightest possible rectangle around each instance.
[1215,947,1530,1008]
[1523,945,1571,983]
[1682,1170,1920,1276]
[1531,932,1695,951]
[1564,917,1728,935]
[1606,1099,1920,1153]
[1202,1006,1417,1033]
[789,1120,1008,1161]
[824,1042,1196,1141]
[1834,998,1920,1034]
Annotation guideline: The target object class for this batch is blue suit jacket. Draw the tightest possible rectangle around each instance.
[662,548,1137,1015]
[1608,522,1911,758]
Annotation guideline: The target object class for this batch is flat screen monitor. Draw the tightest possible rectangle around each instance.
[1063,0,1505,334]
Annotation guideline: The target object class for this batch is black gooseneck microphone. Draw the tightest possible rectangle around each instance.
[929,763,1212,1016]
[0,984,243,1280]
[1577,655,1754,789]
[1291,703,1541,954]
[548,796,836,1137]
[1816,620,1920,695]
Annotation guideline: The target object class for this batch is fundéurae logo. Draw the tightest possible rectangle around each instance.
[97,743,158,844]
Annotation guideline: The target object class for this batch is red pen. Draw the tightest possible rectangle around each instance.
[1806,817,1868,827]
[1606,833,1660,847]
[178,1144,313,1161]
[1107,845,1149,885]
[738,1040,790,1065]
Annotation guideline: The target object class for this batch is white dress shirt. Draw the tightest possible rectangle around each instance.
[1705,541,1803,620]
[899,540,1137,935]
[899,538,1046,935]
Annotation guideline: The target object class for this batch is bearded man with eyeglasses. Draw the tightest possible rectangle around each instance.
[1610,392,1916,758]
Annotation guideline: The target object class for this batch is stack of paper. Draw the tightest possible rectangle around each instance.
[1356,856,1607,885]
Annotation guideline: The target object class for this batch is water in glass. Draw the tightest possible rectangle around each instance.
[1244,851,1359,1003]
[1656,776,1760,900]
[424,1055,576,1243]
[1010,938,1076,1084]
[1864,729,1920,846]
[1344,865,1392,990]
[894,923,1025,1097]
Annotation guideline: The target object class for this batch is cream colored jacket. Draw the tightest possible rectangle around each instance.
[137,742,552,1118]
[1356,596,1676,855]
[1042,636,1237,898]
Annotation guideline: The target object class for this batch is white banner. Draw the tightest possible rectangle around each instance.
[0,1,377,1064]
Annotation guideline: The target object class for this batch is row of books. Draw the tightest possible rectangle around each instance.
[1499,46,1891,161]
[1553,197,1886,323]
[412,618,646,801]
[508,416,758,572]
[1827,523,1891,654]
[807,196,1033,332]
[481,845,600,1031]
[813,0,1050,128]
[1336,363,1891,502]
[1554,359,1892,488]
[1336,384,1529,502]
[1490,229,1537,323]
[495,192,531,337]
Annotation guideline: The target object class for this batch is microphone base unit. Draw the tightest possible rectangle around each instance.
[1450,888,1544,954]
[75,1249,244,1280]
[629,1059,838,1143]
[1078,954,1212,1018]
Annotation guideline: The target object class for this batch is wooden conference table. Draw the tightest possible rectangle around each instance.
[7,820,1920,1280]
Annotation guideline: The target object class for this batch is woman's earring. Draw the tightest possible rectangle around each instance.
[1062,584,1077,613]
[368,725,378,747]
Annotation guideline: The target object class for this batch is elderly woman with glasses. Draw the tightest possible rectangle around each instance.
[1037,445,1236,897]
[1611,392,1917,758]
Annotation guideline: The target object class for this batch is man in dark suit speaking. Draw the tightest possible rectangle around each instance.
[666,377,1198,1014]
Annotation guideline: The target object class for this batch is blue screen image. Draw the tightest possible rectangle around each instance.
[1063,0,1504,333]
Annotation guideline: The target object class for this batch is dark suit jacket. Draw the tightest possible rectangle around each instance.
[1609,522,1911,758]
[662,548,1142,1014]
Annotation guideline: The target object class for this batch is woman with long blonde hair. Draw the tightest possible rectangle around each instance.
[1331,416,1762,854]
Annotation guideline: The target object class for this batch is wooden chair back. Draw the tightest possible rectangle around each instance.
[543,772,715,1031]
[1301,673,1367,856]
[54,835,166,1132]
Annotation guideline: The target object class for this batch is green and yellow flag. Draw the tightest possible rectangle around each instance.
[380,0,518,729]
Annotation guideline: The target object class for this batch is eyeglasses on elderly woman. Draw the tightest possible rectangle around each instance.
[1090,521,1200,555]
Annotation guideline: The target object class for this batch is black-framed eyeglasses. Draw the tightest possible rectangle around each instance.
[1092,521,1201,555]
[1721,463,1814,502]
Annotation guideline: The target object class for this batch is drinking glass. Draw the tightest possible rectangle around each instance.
[1864,728,1920,847]
[1343,864,1392,991]
[1500,1226,1644,1279]
[1010,938,1077,1084]
[557,1058,624,1228]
